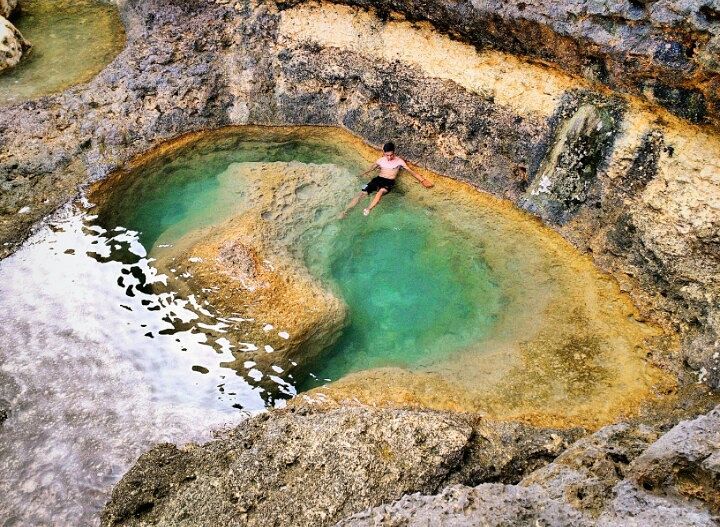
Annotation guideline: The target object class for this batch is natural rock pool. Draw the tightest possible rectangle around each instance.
[90,126,674,426]
[0,126,675,525]
[0,0,125,105]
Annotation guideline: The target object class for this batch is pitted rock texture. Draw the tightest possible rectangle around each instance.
[101,406,582,527]
[338,406,720,526]
[0,0,17,19]
[628,405,720,511]
[0,15,29,72]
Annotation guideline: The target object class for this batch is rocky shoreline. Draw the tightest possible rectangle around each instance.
[0,0,718,524]
[101,401,720,526]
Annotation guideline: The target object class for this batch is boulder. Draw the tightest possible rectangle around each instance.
[0,0,17,19]
[101,405,581,527]
[0,15,29,72]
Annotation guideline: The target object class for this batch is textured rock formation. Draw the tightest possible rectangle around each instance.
[0,0,17,19]
[338,405,720,526]
[524,103,618,223]
[0,15,29,72]
[101,405,582,527]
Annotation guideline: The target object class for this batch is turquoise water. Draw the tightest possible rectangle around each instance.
[301,202,501,387]
[92,129,502,392]
[95,134,368,248]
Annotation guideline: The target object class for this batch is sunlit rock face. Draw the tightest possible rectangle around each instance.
[0,15,29,72]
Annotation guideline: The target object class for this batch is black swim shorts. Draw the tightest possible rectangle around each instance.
[362,176,396,194]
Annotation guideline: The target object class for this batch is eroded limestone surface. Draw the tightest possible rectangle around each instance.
[101,405,582,527]
[339,405,720,526]
[148,161,353,369]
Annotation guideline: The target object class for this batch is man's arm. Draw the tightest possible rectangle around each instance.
[401,159,433,188]
[360,163,379,177]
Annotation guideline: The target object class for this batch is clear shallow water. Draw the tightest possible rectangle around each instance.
[93,129,504,390]
[0,126,670,525]
[0,0,125,105]
[300,204,501,389]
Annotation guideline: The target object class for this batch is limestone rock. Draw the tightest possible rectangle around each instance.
[0,15,29,72]
[336,484,592,527]
[520,422,662,515]
[148,162,352,371]
[101,406,581,527]
[628,405,720,512]
[0,0,17,19]
[524,103,617,224]
[338,407,720,526]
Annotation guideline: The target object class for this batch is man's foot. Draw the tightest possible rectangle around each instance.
[363,208,370,216]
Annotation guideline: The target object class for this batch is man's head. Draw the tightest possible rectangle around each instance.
[383,142,396,160]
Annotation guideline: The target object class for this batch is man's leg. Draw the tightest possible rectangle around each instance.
[339,191,368,218]
[363,188,387,215]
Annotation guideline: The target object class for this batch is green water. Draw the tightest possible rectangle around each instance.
[0,0,125,105]
[301,204,501,387]
[93,129,502,386]
[95,134,369,248]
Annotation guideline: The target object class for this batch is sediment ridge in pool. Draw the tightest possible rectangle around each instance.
[89,126,676,428]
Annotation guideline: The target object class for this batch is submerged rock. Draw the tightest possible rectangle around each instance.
[101,405,581,527]
[149,161,352,371]
[0,15,29,72]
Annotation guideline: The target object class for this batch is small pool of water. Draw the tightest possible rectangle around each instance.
[0,0,125,105]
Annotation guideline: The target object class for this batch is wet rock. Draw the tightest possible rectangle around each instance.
[101,405,581,526]
[0,15,30,72]
[523,103,617,224]
[147,162,350,371]
[0,0,17,19]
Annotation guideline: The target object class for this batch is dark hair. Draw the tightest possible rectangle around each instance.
[383,142,395,153]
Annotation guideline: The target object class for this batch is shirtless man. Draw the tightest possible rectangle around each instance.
[340,142,433,217]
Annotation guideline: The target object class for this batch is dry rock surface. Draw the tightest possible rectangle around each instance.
[338,405,720,526]
[0,14,29,72]
[101,405,582,527]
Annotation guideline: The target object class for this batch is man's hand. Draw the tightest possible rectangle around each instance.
[421,178,434,189]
